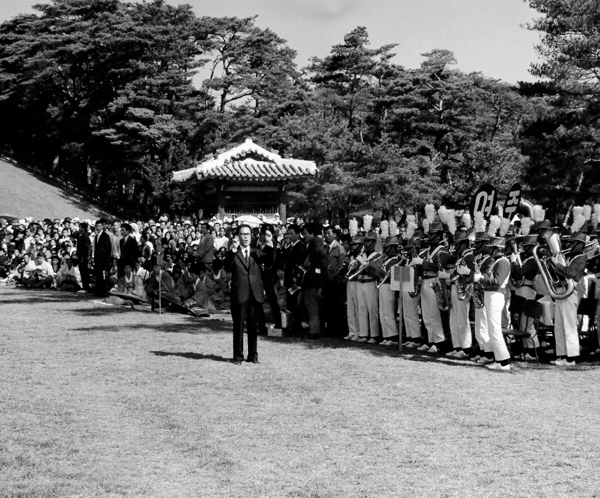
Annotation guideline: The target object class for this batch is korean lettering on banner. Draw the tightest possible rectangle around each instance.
[502,183,522,220]
[470,183,497,220]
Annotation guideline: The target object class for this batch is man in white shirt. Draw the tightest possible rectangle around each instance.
[21,254,55,288]
[56,255,83,290]
[214,227,230,251]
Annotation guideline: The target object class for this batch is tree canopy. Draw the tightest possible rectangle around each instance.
[0,0,595,221]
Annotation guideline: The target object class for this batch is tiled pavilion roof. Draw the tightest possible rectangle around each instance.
[172,139,317,183]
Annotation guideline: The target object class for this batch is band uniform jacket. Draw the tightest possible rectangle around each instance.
[120,235,139,269]
[303,237,327,288]
[225,245,273,305]
[283,240,306,289]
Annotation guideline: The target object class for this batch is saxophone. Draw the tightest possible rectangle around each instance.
[456,249,473,301]
[470,255,486,309]
[408,245,425,298]
[430,251,451,311]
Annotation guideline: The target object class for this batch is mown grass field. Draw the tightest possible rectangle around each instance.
[1,284,600,498]
[0,158,110,220]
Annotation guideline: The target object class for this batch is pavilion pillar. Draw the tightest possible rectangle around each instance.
[217,186,226,218]
[279,189,287,224]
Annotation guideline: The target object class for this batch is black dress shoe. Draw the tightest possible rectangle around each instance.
[246,357,259,364]
[232,359,243,365]
[307,334,320,340]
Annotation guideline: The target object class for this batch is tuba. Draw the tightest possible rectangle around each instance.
[532,231,574,300]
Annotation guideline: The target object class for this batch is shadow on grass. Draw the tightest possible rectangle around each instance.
[0,291,91,305]
[150,351,231,362]
[72,320,232,335]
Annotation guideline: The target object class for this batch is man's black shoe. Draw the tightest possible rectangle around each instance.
[308,334,320,340]
[232,359,243,365]
[246,358,259,364]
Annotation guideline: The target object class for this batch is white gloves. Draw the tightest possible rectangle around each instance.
[551,255,560,266]
[356,255,368,265]
[509,254,518,264]
[472,272,482,283]
[457,266,470,276]
[438,270,451,279]
[410,257,423,266]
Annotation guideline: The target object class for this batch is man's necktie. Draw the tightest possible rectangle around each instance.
[244,249,249,265]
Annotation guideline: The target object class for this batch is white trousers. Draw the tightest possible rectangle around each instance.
[554,291,580,358]
[402,291,421,339]
[474,305,492,353]
[484,291,510,362]
[378,283,399,338]
[347,281,359,336]
[449,285,472,349]
[421,279,445,344]
[357,281,379,338]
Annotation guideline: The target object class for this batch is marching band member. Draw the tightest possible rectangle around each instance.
[344,236,364,341]
[402,236,423,348]
[552,232,587,365]
[417,221,447,353]
[355,231,384,343]
[375,236,401,346]
[470,231,495,363]
[445,230,473,359]
[473,236,512,371]
[509,234,540,359]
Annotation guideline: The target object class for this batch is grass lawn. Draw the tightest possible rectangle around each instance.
[1,285,600,498]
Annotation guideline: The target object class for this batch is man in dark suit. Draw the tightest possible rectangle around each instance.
[118,223,139,277]
[283,224,306,335]
[301,223,328,339]
[76,222,92,291]
[93,218,113,296]
[224,224,272,364]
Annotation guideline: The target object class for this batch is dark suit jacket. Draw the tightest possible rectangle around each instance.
[197,233,215,263]
[120,235,139,269]
[76,232,92,259]
[284,240,306,289]
[303,237,327,288]
[94,231,113,265]
[225,245,272,305]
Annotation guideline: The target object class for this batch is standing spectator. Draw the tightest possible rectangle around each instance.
[214,227,230,251]
[322,226,346,335]
[195,222,213,265]
[93,219,113,296]
[118,223,139,277]
[301,223,327,339]
[76,222,92,291]
[284,224,306,335]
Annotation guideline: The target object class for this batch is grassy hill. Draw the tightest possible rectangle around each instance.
[0,158,111,221]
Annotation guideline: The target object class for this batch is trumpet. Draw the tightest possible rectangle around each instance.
[376,255,406,289]
[532,231,574,300]
[347,253,384,280]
